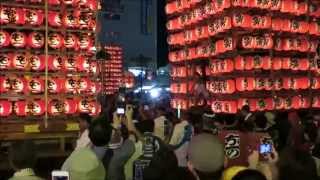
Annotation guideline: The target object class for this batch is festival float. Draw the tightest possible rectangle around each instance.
[0,0,101,144]
[166,0,320,113]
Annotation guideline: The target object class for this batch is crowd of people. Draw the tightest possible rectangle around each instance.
[5,94,320,180]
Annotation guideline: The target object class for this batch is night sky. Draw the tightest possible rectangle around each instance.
[157,0,169,68]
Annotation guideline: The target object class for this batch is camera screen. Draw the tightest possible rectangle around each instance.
[260,144,271,154]
[117,108,125,114]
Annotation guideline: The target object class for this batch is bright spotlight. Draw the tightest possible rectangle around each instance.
[150,88,160,98]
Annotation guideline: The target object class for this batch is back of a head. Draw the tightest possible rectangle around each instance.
[188,134,225,178]
[278,147,318,180]
[68,148,105,180]
[255,113,268,129]
[9,140,37,170]
[241,105,250,114]
[143,145,179,180]
[232,169,266,180]
[135,120,154,134]
[88,116,113,147]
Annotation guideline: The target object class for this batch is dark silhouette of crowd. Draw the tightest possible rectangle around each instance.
[6,95,320,180]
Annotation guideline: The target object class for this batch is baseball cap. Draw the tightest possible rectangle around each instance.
[188,134,225,173]
[68,148,106,180]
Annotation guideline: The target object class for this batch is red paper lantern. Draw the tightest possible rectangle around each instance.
[48,78,64,93]
[48,99,64,115]
[11,77,27,93]
[29,55,45,71]
[0,77,11,93]
[65,56,77,71]
[28,100,45,116]
[237,98,250,110]
[79,33,92,50]
[272,57,282,70]
[236,77,255,91]
[48,0,60,5]
[311,78,320,89]
[0,54,12,70]
[89,61,97,74]
[79,13,91,29]
[63,12,79,28]
[245,56,254,70]
[297,77,309,89]
[28,31,44,48]
[11,32,26,48]
[64,99,77,114]
[255,78,266,91]
[27,78,44,94]
[265,78,274,91]
[283,97,293,110]
[0,7,25,25]
[25,9,44,25]
[78,99,91,113]
[89,101,101,116]
[64,33,79,50]
[12,54,28,70]
[273,97,284,110]
[78,78,90,93]
[0,30,10,47]
[48,33,63,49]
[48,11,62,27]
[65,78,78,93]
[14,101,27,116]
[48,55,64,71]
[212,101,223,113]
[0,100,12,117]
[88,82,98,94]
[222,101,237,114]
[62,0,80,6]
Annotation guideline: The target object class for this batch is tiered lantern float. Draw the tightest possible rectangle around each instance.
[166,0,320,113]
[102,45,124,94]
[0,0,100,123]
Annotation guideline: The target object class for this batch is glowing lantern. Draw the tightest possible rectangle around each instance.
[28,31,44,48]
[238,98,250,110]
[242,36,254,49]
[312,96,320,108]
[236,77,255,91]
[65,56,77,72]
[89,61,97,74]
[233,13,251,28]
[283,77,296,90]
[12,54,28,70]
[79,13,91,29]
[235,56,245,70]
[48,55,64,71]
[63,12,79,28]
[48,0,60,5]
[0,7,25,25]
[27,78,44,94]
[212,101,223,113]
[48,33,63,49]
[65,78,78,93]
[78,99,91,113]
[245,56,254,70]
[283,97,293,110]
[79,33,92,50]
[25,9,44,25]
[0,30,10,47]
[255,78,266,90]
[274,78,284,90]
[48,78,64,93]
[0,100,12,117]
[62,0,80,6]
[64,33,79,50]
[272,57,282,70]
[78,78,90,93]
[28,100,45,116]
[273,97,284,110]
[11,77,28,93]
[11,32,26,48]
[222,101,237,114]
[88,82,97,94]
[265,78,274,91]
[29,55,45,71]
[299,58,309,71]
[48,11,62,27]
[281,0,298,13]
[89,101,101,116]
[0,77,11,93]
[64,99,77,114]
[311,78,320,89]
[14,101,27,116]
[0,54,12,70]
[297,77,309,89]
[76,56,87,72]
[265,98,274,110]
[48,99,64,115]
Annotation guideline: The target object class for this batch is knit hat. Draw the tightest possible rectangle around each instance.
[68,148,106,180]
[188,134,225,173]
[222,166,247,180]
